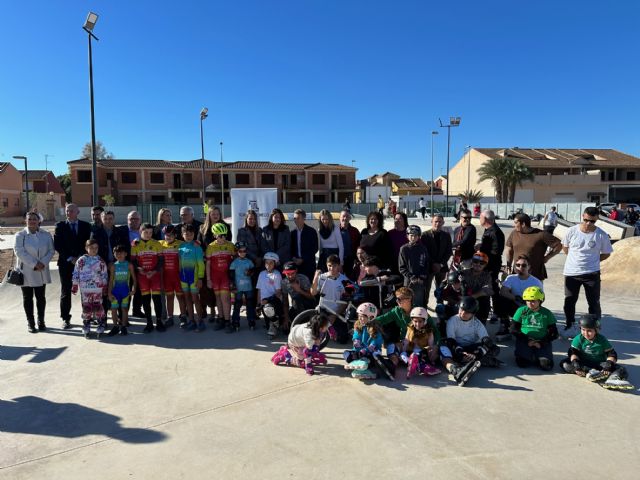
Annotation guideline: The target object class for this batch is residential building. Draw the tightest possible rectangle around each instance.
[446,148,640,203]
[67,159,357,206]
[391,178,431,196]
[18,170,67,219]
[0,162,23,216]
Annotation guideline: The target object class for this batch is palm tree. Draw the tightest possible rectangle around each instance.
[477,158,507,202]
[459,189,484,203]
[503,158,534,202]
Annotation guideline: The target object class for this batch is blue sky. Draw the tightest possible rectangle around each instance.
[1,0,639,179]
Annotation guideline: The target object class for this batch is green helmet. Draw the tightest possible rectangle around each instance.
[211,223,228,237]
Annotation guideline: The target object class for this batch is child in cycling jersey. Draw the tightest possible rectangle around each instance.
[206,223,236,333]
[159,225,185,328]
[271,313,330,376]
[178,224,205,331]
[107,244,137,336]
[131,223,165,333]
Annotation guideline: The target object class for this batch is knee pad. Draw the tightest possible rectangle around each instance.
[386,343,397,355]
[481,336,500,357]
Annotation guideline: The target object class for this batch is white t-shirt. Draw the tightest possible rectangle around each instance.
[288,323,315,349]
[419,199,425,208]
[562,226,613,276]
[317,272,348,314]
[446,315,489,346]
[502,274,543,297]
[257,269,282,299]
[544,211,558,227]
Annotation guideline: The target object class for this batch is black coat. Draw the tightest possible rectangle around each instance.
[115,225,139,258]
[54,219,92,266]
[421,229,453,267]
[452,225,477,261]
[91,227,128,264]
[479,223,505,273]
[262,225,291,264]
[291,224,319,277]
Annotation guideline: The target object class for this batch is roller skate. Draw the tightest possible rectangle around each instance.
[406,353,419,379]
[304,363,315,376]
[306,346,327,365]
[602,373,634,391]
[271,346,292,366]
[351,368,377,380]
[421,363,442,376]
[372,354,395,381]
[586,369,609,383]
[328,325,337,341]
[450,360,481,387]
[82,324,91,339]
[344,358,370,371]
[96,324,105,339]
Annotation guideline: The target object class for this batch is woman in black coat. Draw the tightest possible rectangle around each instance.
[261,208,291,265]
[359,211,392,270]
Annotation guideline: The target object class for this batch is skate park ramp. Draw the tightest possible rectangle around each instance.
[601,236,640,296]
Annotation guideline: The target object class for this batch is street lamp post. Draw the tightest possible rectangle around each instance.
[439,116,461,215]
[200,107,208,205]
[219,141,224,214]
[83,12,99,206]
[13,156,29,212]
[430,131,438,215]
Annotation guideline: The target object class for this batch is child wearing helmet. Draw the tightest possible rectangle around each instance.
[401,307,441,379]
[230,241,257,330]
[343,303,389,379]
[509,286,558,371]
[434,270,464,337]
[398,225,430,308]
[205,223,236,332]
[439,296,501,386]
[271,313,330,376]
[257,252,284,337]
[461,251,494,324]
[560,314,634,390]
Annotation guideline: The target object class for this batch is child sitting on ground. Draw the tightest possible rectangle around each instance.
[72,239,109,339]
[375,286,415,376]
[560,314,634,391]
[401,307,441,379]
[270,313,330,376]
[439,296,501,386]
[107,244,137,336]
[509,286,558,371]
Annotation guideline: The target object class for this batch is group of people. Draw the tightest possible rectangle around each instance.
[12,202,633,389]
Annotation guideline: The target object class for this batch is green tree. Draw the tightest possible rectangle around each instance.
[477,157,507,202]
[458,189,484,203]
[81,140,114,160]
[503,157,534,202]
[57,173,72,202]
[477,157,533,202]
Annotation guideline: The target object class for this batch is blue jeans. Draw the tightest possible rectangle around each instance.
[232,290,256,325]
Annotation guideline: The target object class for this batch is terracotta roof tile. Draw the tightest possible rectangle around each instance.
[67,158,356,171]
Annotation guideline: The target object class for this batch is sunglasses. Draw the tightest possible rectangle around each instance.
[514,263,528,267]
[472,260,485,264]
[461,216,471,220]
[582,218,597,223]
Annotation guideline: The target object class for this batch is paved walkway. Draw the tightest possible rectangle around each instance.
[1,222,638,479]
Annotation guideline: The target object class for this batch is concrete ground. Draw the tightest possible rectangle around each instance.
[1,220,639,479]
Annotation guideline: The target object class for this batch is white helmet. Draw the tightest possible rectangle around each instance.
[263,252,279,263]
[410,307,429,320]
[356,302,378,321]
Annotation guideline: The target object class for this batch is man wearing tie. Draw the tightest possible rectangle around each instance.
[54,203,91,329]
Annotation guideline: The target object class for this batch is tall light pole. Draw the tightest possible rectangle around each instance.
[45,154,54,193]
[200,107,208,205]
[83,12,99,206]
[439,116,461,214]
[430,131,438,215]
[219,141,224,213]
[13,156,29,212]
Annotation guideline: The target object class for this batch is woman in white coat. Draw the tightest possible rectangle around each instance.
[14,212,55,332]
[317,209,344,272]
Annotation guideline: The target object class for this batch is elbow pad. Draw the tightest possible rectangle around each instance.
[608,349,618,363]
[568,347,581,357]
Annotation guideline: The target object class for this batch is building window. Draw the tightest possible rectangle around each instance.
[261,174,275,185]
[14,198,20,206]
[2,198,7,208]
[290,174,297,186]
[601,171,606,181]
[150,173,165,184]
[106,173,114,181]
[626,171,636,181]
[184,173,193,185]
[122,194,138,204]
[312,174,325,185]
[339,174,347,185]
[77,170,92,182]
[608,172,614,181]
[211,173,220,184]
[236,173,250,185]
[313,193,327,202]
[121,172,137,184]
[151,195,165,202]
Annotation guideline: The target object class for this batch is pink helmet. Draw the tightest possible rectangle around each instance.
[356,302,378,321]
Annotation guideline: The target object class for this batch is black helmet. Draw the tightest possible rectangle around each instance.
[235,241,247,250]
[579,314,600,330]
[408,225,422,236]
[447,271,460,284]
[460,296,479,314]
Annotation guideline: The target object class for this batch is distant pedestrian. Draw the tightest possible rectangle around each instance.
[542,206,558,234]
[419,198,427,219]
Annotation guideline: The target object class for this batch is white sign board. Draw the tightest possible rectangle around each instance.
[230,188,278,240]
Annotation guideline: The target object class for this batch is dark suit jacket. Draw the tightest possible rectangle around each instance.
[54,219,92,266]
[115,225,139,258]
[290,224,318,276]
[421,229,453,267]
[91,227,127,264]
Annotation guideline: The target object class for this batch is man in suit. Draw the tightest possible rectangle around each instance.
[290,208,318,281]
[54,203,92,328]
[175,206,203,241]
[421,214,453,302]
[90,205,104,233]
[115,210,143,317]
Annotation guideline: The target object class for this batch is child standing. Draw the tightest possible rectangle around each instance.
[271,313,330,375]
[159,225,185,328]
[205,223,236,332]
[230,241,256,330]
[257,252,284,338]
[560,314,634,390]
[107,244,137,336]
[509,286,558,371]
[311,254,351,343]
[72,239,109,338]
[401,307,441,379]
[398,225,430,308]
[131,223,165,333]
[178,224,205,331]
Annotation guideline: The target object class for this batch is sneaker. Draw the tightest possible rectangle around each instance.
[197,321,206,332]
[344,358,370,370]
[267,322,278,338]
[586,369,610,383]
[563,323,579,340]
[63,319,72,330]
[248,319,256,330]
[179,314,188,328]
[107,325,120,336]
[602,374,634,391]
[143,323,154,334]
[421,364,442,376]
[120,326,128,336]
[351,369,377,380]
[82,325,90,338]
[37,321,47,332]
[406,353,419,379]
[155,320,166,332]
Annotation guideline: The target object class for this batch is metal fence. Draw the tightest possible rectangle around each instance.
[483,202,596,223]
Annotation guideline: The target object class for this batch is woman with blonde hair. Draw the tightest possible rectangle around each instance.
[317,209,344,272]
[153,208,173,240]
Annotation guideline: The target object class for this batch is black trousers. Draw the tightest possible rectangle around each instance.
[59,261,74,321]
[22,285,46,321]
[563,272,601,326]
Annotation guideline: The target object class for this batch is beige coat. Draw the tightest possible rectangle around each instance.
[14,228,55,287]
